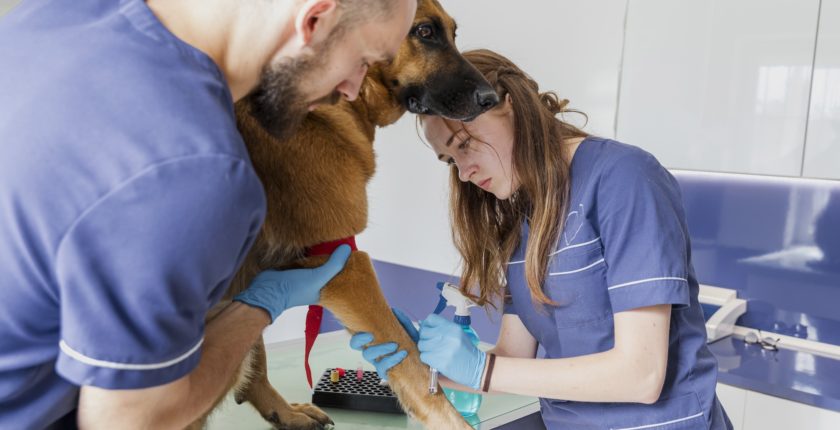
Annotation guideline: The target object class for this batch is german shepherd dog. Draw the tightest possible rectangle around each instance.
[189,1,498,429]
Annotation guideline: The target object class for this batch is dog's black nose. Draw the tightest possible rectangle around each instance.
[475,87,499,111]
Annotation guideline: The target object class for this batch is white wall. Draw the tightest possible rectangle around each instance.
[359,0,628,274]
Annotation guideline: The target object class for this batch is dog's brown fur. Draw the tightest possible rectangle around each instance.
[189,1,497,429]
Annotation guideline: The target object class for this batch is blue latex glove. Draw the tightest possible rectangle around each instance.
[349,308,418,380]
[417,313,486,390]
[234,245,351,322]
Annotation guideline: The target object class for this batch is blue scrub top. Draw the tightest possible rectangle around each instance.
[505,138,732,429]
[0,0,266,428]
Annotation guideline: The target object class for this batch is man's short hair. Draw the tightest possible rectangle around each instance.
[333,0,399,36]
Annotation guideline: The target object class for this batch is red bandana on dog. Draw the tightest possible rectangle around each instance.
[304,236,357,388]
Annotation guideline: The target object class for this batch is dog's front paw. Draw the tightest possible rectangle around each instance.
[263,402,333,430]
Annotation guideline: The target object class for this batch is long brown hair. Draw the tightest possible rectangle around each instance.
[436,49,588,308]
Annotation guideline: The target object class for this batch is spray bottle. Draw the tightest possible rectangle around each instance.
[432,281,482,417]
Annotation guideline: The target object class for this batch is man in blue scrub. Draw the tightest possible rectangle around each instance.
[0,0,416,428]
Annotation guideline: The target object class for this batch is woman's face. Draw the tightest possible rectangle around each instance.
[423,101,519,200]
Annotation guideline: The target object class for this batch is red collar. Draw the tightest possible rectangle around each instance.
[304,236,357,388]
[306,237,357,257]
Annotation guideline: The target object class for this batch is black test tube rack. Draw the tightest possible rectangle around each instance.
[311,368,405,414]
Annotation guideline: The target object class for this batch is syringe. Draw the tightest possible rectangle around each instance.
[428,367,438,394]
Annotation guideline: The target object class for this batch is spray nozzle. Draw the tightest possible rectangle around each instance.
[432,282,477,325]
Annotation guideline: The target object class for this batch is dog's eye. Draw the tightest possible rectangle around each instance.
[415,24,434,39]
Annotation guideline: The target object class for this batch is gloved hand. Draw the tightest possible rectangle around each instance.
[234,244,351,322]
[349,308,418,380]
[418,313,486,390]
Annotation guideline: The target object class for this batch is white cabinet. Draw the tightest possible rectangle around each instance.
[742,390,840,430]
[717,383,747,430]
[718,383,840,430]
[803,0,840,180]
[616,0,820,176]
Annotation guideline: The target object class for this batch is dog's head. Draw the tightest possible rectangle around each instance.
[364,0,498,122]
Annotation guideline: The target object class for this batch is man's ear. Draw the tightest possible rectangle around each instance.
[295,0,339,47]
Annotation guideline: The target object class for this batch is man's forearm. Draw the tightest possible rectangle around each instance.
[78,301,270,429]
[182,301,271,418]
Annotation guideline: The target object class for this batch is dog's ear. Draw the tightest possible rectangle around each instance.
[360,65,388,102]
[358,65,404,126]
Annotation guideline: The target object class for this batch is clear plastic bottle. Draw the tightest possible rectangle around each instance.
[442,314,482,417]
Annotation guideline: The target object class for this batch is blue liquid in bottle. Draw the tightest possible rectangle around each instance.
[443,317,482,417]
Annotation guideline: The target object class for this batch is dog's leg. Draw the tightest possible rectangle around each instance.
[237,339,334,430]
[309,251,473,430]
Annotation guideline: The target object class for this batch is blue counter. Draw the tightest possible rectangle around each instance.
[343,259,840,415]
[709,336,840,413]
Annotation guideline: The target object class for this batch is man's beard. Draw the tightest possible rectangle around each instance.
[247,51,338,142]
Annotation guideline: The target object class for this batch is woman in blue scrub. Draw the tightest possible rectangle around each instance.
[353,49,733,429]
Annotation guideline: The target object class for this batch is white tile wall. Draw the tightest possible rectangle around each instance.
[803,0,840,180]
[616,0,820,176]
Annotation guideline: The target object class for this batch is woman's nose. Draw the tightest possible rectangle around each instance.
[457,161,476,182]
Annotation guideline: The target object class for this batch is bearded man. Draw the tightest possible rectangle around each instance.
[0,0,416,428]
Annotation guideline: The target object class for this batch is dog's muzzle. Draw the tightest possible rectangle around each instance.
[408,96,431,114]
[401,83,499,120]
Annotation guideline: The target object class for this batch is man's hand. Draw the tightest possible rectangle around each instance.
[234,244,351,321]
[349,308,417,380]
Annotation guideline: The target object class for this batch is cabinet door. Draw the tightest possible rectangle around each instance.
[742,391,840,430]
[616,0,819,176]
[803,0,840,179]
[434,0,627,139]
[717,383,746,430]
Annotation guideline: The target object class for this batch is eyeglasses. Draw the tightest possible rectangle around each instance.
[743,330,780,352]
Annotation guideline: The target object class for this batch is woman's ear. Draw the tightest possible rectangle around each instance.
[494,92,514,116]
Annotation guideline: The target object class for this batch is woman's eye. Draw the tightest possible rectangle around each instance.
[458,138,471,150]
[415,24,433,39]
[446,158,456,166]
